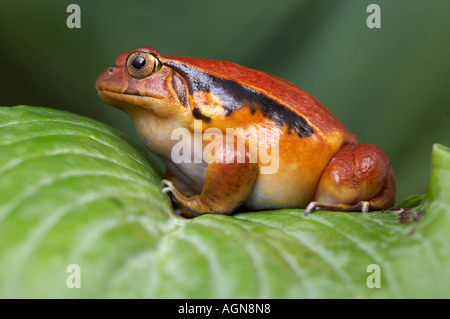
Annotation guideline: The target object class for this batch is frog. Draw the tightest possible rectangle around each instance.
[95,47,395,217]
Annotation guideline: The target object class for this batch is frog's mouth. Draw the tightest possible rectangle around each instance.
[96,89,163,114]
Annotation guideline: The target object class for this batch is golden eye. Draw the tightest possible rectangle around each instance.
[126,51,160,79]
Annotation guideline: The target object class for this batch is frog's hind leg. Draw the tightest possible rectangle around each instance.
[305,144,396,216]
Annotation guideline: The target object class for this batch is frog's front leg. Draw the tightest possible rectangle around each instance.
[163,137,257,217]
[305,144,395,215]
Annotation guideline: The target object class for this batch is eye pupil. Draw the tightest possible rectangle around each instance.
[131,56,146,69]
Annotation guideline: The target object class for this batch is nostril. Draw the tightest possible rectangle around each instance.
[107,67,114,74]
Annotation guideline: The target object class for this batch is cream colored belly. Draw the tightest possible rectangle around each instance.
[244,163,319,210]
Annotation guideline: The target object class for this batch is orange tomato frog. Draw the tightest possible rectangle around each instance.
[96,47,395,217]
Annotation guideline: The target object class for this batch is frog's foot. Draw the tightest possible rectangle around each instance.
[162,179,213,218]
[162,181,199,218]
[304,201,370,216]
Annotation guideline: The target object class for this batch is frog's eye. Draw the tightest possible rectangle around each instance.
[126,51,160,79]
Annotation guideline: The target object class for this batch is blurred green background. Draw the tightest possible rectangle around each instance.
[0,0,448,202]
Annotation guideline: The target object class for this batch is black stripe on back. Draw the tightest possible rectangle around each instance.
[165,61,314,138]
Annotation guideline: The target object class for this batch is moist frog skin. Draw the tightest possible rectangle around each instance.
[96,47,395,217]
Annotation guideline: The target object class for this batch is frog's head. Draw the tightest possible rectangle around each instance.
[96,47,191,120]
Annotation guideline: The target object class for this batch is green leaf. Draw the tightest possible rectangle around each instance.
[0,106,449,298]
[397,194,425,208]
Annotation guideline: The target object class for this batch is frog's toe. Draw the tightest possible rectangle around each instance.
[304,200,370,216]
[161,179,174,193]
